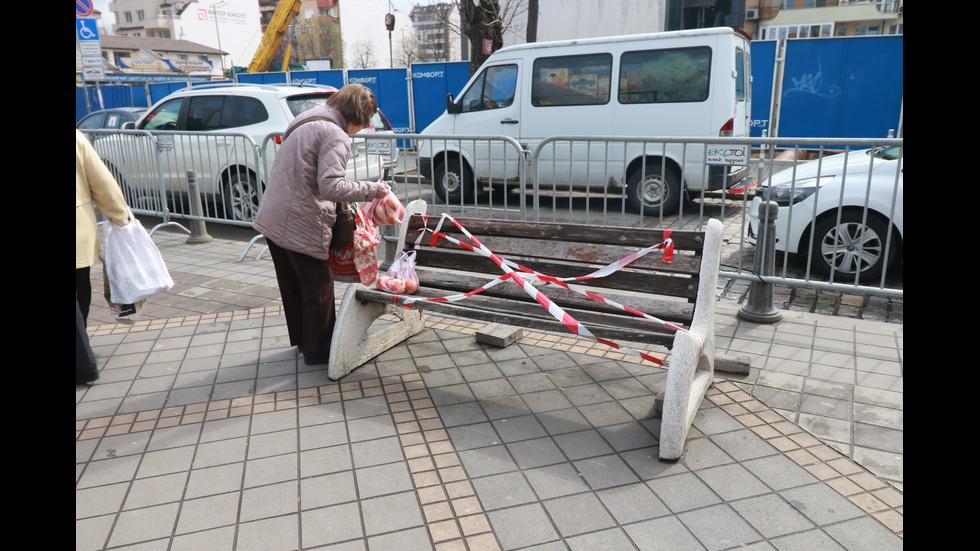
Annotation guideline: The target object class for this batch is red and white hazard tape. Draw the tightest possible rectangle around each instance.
[386,213,702,367]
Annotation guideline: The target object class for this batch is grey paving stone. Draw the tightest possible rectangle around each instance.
[506,437,568,470]
[355,461,415,498]
[696,463,771,502]
[648,472,722,513]
[544,492,617,537]
[596,482,671,524]
[458,444,519,478]
[679,504,764,550]
[780,483,866,526]
[175,492,240,534]
[553,429,614,460]
[823,517,904,551]
[566,528,638,551]
[487,503,560,549]
[523,462,591,500]
[623,515,707,551]
[238,515,300,551]
[185,463,244,499]
[76,483,130,519]
[299,471,358,510]
[575,453,641,490]
[107,502,180,548]
[472,470,540,509]
[729,493,817,539]
[359,491,425,536]
[240,480,299,522]
[300,502,363,547]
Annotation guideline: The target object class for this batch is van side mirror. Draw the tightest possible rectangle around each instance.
[446,93,461,115]
[122,121,136,130]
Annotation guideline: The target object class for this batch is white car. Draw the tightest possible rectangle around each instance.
[91,83,394,222]
[748,146,903,283]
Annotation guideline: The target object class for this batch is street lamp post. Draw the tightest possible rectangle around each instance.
[211,1,228,76]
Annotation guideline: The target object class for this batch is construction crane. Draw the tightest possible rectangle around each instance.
[247,0,302,73]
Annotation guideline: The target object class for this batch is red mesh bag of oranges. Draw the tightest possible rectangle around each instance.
[364,181,405,227]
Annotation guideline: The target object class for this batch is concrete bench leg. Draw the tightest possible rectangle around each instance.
[659,330,715,460]
[658,218,723,461]
[327,284,424,380]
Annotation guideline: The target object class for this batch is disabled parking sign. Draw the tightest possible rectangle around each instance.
[77,18,100,41]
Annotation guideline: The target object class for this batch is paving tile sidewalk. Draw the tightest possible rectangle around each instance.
[76,224,902,550]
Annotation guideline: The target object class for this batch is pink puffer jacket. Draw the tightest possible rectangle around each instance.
[253,105,380,260]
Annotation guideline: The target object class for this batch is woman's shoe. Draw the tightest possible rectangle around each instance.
[76,366,100,385]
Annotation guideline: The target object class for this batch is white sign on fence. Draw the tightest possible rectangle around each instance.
[706,145,749,166]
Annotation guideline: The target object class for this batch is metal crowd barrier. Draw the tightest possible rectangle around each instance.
[81,127,902,298]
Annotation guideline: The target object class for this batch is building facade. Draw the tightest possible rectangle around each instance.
[744,0,903,39]
[106,0,261,74]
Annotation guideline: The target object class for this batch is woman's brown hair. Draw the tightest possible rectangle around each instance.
[326,83,377,127]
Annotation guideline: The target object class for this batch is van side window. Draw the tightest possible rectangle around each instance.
[460,64,518,113]
[735,48,746,101]
[619,46,711,103]
[531,53,611,107]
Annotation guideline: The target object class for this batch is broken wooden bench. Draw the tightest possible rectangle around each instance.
[328,200,726,460]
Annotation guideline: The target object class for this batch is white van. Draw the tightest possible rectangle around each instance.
[417,27,752,215]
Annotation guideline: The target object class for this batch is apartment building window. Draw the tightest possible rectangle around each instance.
[137,10,145,21]
[124,12,132,23]
[762,23,833,39]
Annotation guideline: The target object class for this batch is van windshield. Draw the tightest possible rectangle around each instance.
[460,65,518,112]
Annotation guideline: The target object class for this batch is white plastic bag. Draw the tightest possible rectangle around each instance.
[103,211,174,304]
[377,250,419,294]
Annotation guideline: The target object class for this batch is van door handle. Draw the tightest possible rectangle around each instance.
[500,119,519,124]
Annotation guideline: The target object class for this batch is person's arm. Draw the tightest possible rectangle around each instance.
[314,125,386,202]
[77,131,130,225]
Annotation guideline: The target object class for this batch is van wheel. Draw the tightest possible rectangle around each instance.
[433,158,474,203]
[224,171,261,222]
[626,162,682,216]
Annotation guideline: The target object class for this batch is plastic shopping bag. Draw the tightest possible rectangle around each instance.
[352,204,381,286]
[377,250,419,295]
[103,210,174,304]
[363,181,406,228]
[329,243,359,283]
[103,268,146,324]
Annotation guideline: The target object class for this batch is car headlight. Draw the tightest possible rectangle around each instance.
[760,176,835,207]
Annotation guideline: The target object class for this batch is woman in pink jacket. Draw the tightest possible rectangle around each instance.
[254,84,388,365]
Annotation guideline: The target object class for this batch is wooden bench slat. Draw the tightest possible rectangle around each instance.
[409,235,702,277]
[354,287,678,347]
[410,270,696,324]
[412,252,699,302]
[408,216,707,251]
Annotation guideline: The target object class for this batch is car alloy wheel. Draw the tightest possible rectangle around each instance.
[812,211,892,282]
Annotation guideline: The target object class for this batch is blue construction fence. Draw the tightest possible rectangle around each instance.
[76,34,902,140]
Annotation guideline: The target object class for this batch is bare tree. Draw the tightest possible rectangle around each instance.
[293,16,343,68]
[350,40,376,69]
[395,30,424,67]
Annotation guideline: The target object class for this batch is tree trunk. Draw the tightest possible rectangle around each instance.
[459,0,504,76]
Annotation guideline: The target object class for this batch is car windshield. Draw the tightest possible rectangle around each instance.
[872,146,902,160]
[285,93,331,116]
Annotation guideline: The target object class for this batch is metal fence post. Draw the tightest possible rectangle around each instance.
[184,170,213,244]
[738,200,781,323]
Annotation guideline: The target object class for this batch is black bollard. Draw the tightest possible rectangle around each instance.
[739,200,781,323]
